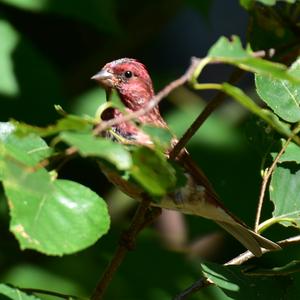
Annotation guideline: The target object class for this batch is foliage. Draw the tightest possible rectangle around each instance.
[1,0,300,299]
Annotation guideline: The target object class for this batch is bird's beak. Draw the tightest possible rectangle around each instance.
[91,69,114,87]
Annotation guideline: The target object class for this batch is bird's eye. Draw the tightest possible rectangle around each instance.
[124,71,133,78]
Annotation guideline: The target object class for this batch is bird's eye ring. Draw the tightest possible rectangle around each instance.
[124,71,133,78]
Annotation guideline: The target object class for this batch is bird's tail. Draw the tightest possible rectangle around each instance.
[215,220,280,257]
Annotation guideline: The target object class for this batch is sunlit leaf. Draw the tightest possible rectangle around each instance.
[256,58,300,122]
[270,163,300,228]
[271,141,300,163]
[208,36,300,83]
[4,170,110,255]
[60,131,132,170]
[12,114,93,137]
[255,0,296,5]
[0,283,40,300]
[0,122,52,166]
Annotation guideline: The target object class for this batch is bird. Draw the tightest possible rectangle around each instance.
[91,58,280,257]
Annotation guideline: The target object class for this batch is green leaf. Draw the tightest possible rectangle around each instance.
[269,163,300,228]
[255,0,297,5]
[272,141,300,163]
[208,36,300,83]
[201,261,292,300]
[0,19,19,96]
[130,147,177,197]
[12,114,93,137]
[0,283,41,300]
[60,131,132,170]
[256,58,300,123]
[71,88,106,117]
[240,0,254,9]
[221,83,291,137]
[0,122,52,166]
[141,125,173,150]
[256,0,277,5]
[4,170,110,255]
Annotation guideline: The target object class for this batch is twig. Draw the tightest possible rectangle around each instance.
[91,196,152,300]
[93,57,201,135]
[172,278,213,300]
[173,235,300,299]
[225,235,300,266]
[169,68,245,160]
[254,124,300,232]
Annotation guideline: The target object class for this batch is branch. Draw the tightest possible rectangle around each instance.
[169,68,245,160]
[225,235,300,266]
[172,278,213,300]
[173,235,300,300]
[91,196,154,300]
[93,57,201,136]
[254,124,300,232]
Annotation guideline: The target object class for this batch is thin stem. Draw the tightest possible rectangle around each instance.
[258,217,295,233]
[193,83,222,90]
[225,235,300,266]
[173,235,300,299]
[172,278,213,300]
[91,196,152,300]
[254,124,300,232]
[169,68,245,160]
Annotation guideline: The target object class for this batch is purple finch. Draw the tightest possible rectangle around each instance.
[92,58,280,257]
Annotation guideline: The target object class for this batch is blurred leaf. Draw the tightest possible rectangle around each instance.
[166,104,243,150]
[0,19,19,96]
[60,131,132,170]
[255,0,297,5]
[0,0,120,34]
[71,88,106,117]
[256,0,277,4]
[130,147,177,197]
[0,122,52,166]
[256,57,300,122]
[240,0,254,9]
[208,36,300,83]
[4,172,110,255]
[12,114,93,137]
[201,261,292,299]
[0,283,40,300]
[2,264,85,298]
[0,26,63,124]
[221,83,291,137]
[270,162,300,228]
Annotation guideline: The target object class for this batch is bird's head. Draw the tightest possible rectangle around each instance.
[92,58,155,111]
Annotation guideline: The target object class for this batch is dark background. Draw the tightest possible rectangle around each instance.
[1,1,296,299]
